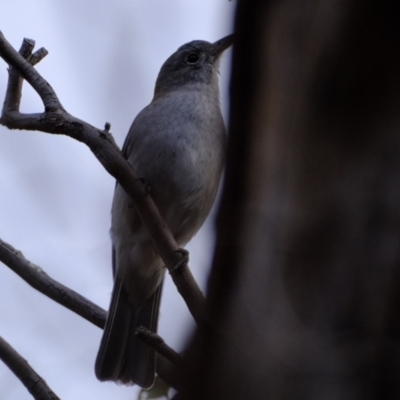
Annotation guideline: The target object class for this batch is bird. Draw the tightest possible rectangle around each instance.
[95,34,233,388]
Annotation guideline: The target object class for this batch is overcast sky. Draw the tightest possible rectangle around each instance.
[0,2,234,399]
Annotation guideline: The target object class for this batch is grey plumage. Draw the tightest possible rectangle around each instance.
[95,35,233,388]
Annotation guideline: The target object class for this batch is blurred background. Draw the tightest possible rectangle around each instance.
[0,1,234,399]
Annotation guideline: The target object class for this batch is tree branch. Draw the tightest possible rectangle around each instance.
[0,31,205,323]
[156,355,184,392]
[0,238,106,329]
[0,238,185,389]
[0,335,60,400]
[135,326,184,369]
[136,327,185,389]
[3,38,48,116]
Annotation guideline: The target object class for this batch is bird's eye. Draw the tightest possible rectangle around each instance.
[186,53,200,65]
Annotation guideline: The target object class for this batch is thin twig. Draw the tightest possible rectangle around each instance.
[136,326,184,369]
[0,31,205,323]
[0,335,60,400]
[0,238,106,329]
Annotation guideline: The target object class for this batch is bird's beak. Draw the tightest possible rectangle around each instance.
[212,34,234,58]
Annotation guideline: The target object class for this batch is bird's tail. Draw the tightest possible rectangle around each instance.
[95,276,163,388]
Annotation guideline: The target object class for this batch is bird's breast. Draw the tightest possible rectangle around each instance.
[126,86,226,242]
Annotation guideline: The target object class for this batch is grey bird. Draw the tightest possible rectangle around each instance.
[95,35,233,388]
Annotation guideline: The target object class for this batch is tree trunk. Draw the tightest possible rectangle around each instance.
[184,1,400,399]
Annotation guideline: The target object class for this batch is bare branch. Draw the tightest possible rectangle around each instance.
[156,355,184,392]
[0,237,185,391]
[136,327,185,390]
[0,31,205,323]
[0,238,106,329]
[0,34,62,111]
[0,234,189,394]
[0,239,188,392]
[136,326,184,369]
[0,335,60,400]
[3,38,33,114]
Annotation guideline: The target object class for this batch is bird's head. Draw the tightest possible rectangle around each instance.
[154,34,233,96]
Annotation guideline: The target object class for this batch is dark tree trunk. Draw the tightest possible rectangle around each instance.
[184,1,400,399]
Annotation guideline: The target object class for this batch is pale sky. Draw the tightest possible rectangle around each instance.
[0,2,234,399]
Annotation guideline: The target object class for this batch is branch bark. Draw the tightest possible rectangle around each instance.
[0,335,60,400]
[156,355,184,392]
[0,31,205,323]
[0,238,106,329]
[0,237,184,388]
[135,326,184,369]
[135,329,185,388]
